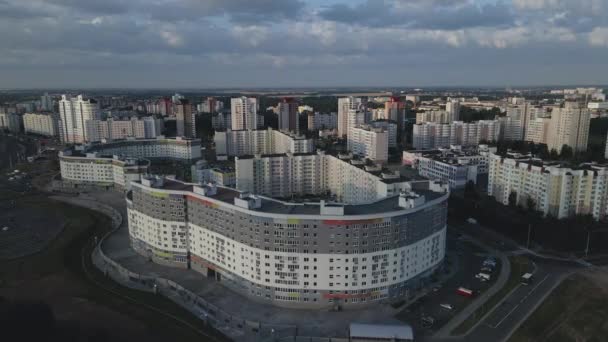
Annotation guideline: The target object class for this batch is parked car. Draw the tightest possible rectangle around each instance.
[440,303,454,310]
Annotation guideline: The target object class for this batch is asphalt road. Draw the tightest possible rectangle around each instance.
[398,230,500,337]
[423,243,579,342]
[461,261,570,342]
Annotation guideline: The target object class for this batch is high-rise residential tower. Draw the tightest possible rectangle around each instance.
[176,99,195,138]
[58,94,100,144]
[547,101,590,153]
[338,97,364,137]
[231,97,260,131]
[278,97,299,132]
[40,92,53,111]
[385,97,406,123]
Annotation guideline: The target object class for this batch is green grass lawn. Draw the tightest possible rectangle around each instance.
[452,256,531,335]
[0,194,229,342]
[509,273,608,342]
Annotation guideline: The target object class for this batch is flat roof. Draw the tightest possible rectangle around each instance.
[350,323,413,340]
[143,178,446,216]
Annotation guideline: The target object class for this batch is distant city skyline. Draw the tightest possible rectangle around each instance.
[2,0,608,88]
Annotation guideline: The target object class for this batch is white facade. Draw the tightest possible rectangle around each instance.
[338,97,364,137]
[214,128,314,157]
[405,146,495,190]
[84,137,202,161]
[40,93,53,111]
[525,118,552,145]
[85,117,162,142]
[488,153,608,220]
[346,109,367,140]
[23,112,59,137]
[59,150,149,190]
[547,101,590,153]
[308,112,338,131]
[500,104,527,141]
[588,102,608,110]
[59,95,100,143]
[0,112,22,133]
[348,126,389,163]
[212,112,231,130]
[236,152,413,204]
[127,175,449,308]
[192,161,236,187]
[445,100,460,122]
[416,111,450,124]
[370,120,397,147]
[231,97,261,130]
[412,120,500,149]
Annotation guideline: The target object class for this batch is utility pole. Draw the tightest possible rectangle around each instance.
[585,230,591,258]
[526,224,532,249]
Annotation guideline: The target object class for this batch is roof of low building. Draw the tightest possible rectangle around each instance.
[349,323,414,340]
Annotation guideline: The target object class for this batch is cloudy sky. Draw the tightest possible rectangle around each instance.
[2,0,608,88]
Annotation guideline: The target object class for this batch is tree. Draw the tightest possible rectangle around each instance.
[525,196,536,212]
[459,106,503,123]
[508,191,517,207]
[549,149,559,160]
[464,180,479,200]
[560,144,574,160]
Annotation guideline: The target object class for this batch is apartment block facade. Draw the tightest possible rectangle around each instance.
[488,152,608,220]
[348,125,389,163]
[85,117,162,142]
[214,128,315,157]
[126,175,449,309]
[23,112,59,137]
[412,120,500,149]
[59,95,100,143]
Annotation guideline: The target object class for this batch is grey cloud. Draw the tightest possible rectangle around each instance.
[0,0,607,88]
[319,0,515,30]
[42,0,305,23]
[0,0,54,19]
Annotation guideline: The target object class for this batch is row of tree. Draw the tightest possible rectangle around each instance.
[456,185,607,255]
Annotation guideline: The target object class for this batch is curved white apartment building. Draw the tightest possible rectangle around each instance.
[85,136,202,161]
[59,149,150,191]
[127,176,449,309]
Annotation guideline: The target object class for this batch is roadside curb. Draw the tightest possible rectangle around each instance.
[434,232,511,338]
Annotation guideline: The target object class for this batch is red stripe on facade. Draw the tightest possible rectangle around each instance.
[186,195,215,207]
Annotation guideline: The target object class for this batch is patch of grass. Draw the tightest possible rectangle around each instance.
[0,196,96,284]
[0,194,229,342]
[70,211,228,342]
[452,256,531,335]
[509,273,608,342]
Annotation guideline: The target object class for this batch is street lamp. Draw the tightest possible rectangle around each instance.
[585,229,591,258]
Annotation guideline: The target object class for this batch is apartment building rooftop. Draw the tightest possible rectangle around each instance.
[216,127,311,140]
[414,145,495,165]
[494,152,608,172]
[130,176,448,217]
[59,148,149,166]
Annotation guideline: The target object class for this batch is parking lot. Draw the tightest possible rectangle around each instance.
[396,229,501,336]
